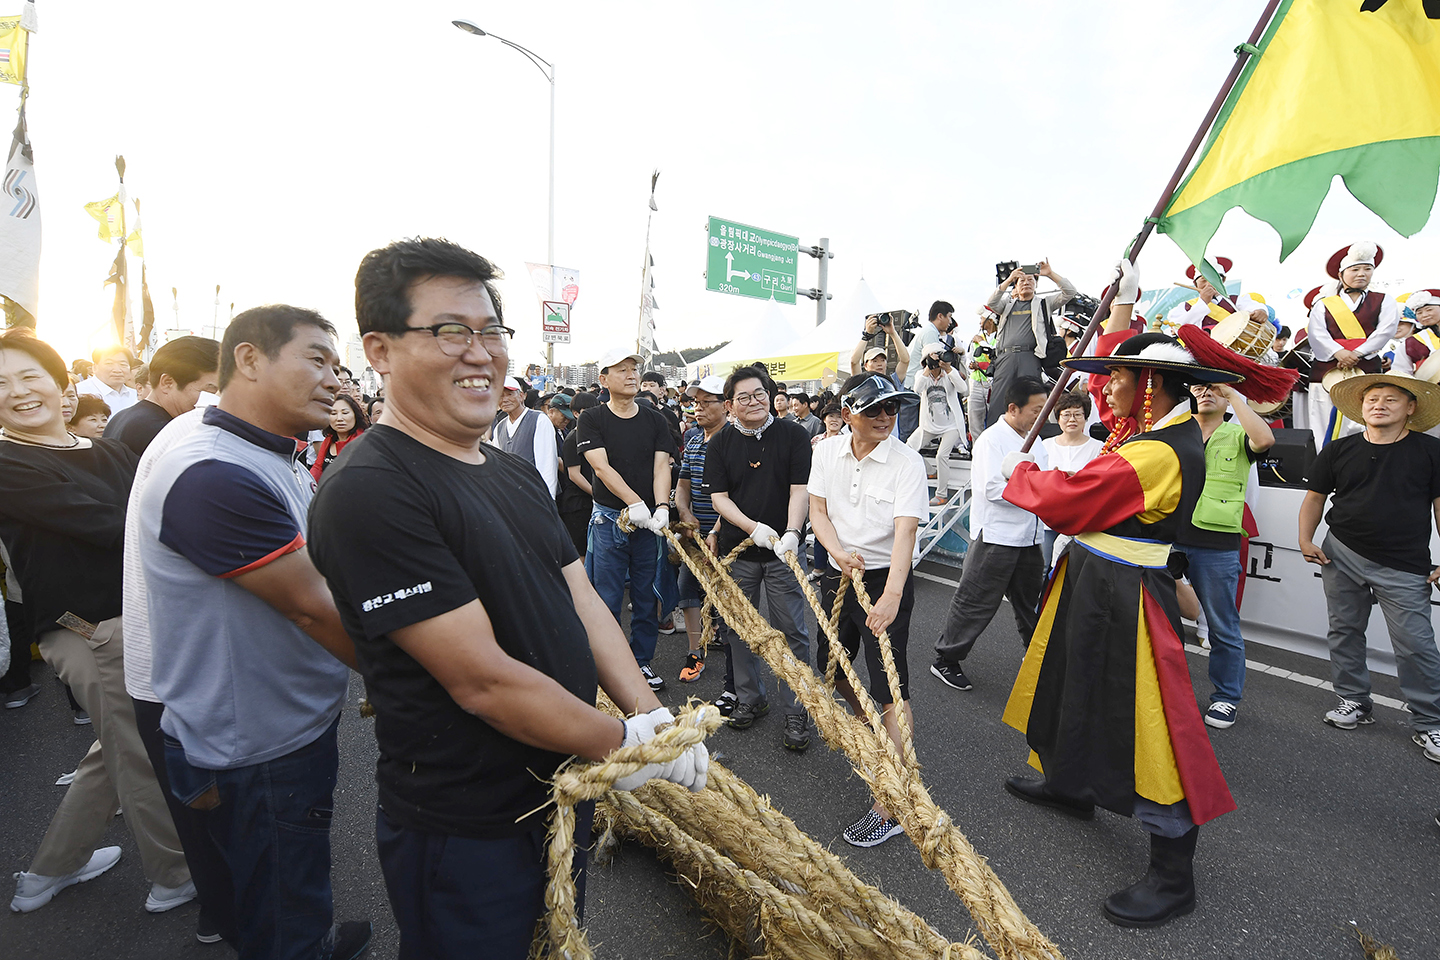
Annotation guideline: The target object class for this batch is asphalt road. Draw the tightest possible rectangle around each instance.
[1,561,1436,960]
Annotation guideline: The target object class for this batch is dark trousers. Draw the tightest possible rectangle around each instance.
[133,697,236,941]
[559,506,590,559]
[1,598,33,693]
[818,568,914,703]
[936,535,1044,662]
[376,803,594,960]
[165,716,341,960]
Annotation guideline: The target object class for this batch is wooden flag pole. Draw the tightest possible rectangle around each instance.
[1020,0,1283,453]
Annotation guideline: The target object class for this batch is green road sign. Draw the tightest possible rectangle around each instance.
[705,216,798,304]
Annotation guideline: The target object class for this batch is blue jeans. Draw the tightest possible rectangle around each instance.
[164,715,341,960]
[1184,544,1244,704]
[655,539,680,618]
[375,803,593,960]
[585,503,661,668]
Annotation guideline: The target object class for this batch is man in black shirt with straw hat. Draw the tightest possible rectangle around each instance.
[1299,370,1440,764]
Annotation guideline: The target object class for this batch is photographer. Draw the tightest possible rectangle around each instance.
[850,314,911,387]
[908,341,969,506]
[984,261,1077,427]
[967,307,999,440]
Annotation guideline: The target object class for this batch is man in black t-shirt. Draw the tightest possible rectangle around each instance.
[102,336,220,456]
[557,391,599,557]
[576,348,675,693]
[309,239,708,960]
[1298,375,1440,761]
[704,364,815,749]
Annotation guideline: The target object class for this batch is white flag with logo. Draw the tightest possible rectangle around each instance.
[0,105,40,316]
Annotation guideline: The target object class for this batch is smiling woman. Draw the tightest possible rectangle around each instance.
[0,329,195,918]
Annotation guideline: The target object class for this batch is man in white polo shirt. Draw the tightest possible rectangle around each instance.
[77,344,139,414]
[931,376,1050,691]
[808,374,927,848]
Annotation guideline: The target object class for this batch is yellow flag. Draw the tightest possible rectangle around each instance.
[84,194,125,242]
[1159,0,1440,267]
[0,15,26,86]
[126,229,143,258]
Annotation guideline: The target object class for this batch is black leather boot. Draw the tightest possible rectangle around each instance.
[1003,776,1095,819]
[1102,826,1198,927]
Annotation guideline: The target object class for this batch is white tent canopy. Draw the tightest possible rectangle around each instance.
[687,296,804,373]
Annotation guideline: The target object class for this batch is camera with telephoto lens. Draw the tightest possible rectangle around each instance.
[924,336,959,369]
[863,309,918,341]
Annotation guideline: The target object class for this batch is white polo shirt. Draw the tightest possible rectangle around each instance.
[77,376,139,414]
[808,433,928,570]
[971,416,1050,547]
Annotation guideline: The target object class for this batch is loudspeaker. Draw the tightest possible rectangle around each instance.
[1257,428,1315,488]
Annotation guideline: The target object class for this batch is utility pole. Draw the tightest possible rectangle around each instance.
[797,237,833,326]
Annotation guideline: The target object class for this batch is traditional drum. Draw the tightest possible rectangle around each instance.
[1210,311,1275,359]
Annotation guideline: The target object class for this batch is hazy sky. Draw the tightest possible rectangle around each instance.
[17,1,1440,367]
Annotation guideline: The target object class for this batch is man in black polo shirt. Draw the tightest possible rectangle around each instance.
[308,239,707,959]
[103,336,220,456]
[704,364,814,749]
[1299,374,1440,763]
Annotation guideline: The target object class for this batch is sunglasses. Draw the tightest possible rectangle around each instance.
[859,399,901,418]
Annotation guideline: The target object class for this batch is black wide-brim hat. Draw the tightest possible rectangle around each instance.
[1061,332,1243,384]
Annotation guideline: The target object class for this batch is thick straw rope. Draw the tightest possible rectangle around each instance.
[654,523,1063,960]
[540,695,980,960]
[536,517,1061,960]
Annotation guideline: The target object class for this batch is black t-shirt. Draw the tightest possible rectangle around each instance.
[0,438,136,628]
[574,403,671,510]
[102,399,174,457]
[556,429,593,515]
[639,395,683,457]
[307,425,595,839]
[1306,430,1440,576]
[703,419,812,563]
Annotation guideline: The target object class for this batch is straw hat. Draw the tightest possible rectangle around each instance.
[1328,373,1440,432]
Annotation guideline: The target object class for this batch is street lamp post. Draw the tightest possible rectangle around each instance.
[453,19,557,368]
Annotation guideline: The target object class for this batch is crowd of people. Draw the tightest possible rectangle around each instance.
[1,236,1439,957]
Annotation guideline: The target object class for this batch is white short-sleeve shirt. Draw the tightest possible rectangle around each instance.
[807,433,929,570]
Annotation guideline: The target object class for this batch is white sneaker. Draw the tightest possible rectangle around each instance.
[11,846,122,912]
[146,878,197,913]
[1414,729,1440,764]
[1323,698,1374,730]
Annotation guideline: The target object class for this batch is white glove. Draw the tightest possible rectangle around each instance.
[645,506,670,533]
[612,707,709,793]
[1113,259,1140,305]
[621,502,652,530]
[775,530,801,559]
[1001,450,1036,479]
[750,522,780,551]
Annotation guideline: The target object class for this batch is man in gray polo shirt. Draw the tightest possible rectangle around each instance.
[139,305,371,960]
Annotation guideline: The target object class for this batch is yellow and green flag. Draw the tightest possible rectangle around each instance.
[0,15,26,86]
[1159,0,1440,273]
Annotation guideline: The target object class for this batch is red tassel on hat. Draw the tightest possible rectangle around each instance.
[1175,324,1300,404]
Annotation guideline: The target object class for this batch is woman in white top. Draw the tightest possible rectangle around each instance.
[1040,389,1103,565]
[907,340,969,506]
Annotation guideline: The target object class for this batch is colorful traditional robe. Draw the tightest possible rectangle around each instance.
[1000,410,1237,825]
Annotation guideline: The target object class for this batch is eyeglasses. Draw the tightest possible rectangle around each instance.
[731,389,769,406]
[859,399,901,418]
[1057,409,1086,420]
[397,322,515,357]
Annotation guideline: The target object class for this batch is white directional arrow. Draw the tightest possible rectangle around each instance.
[725,251,751,283]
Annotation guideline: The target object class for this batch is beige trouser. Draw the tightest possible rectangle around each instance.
[31,618,189,887]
